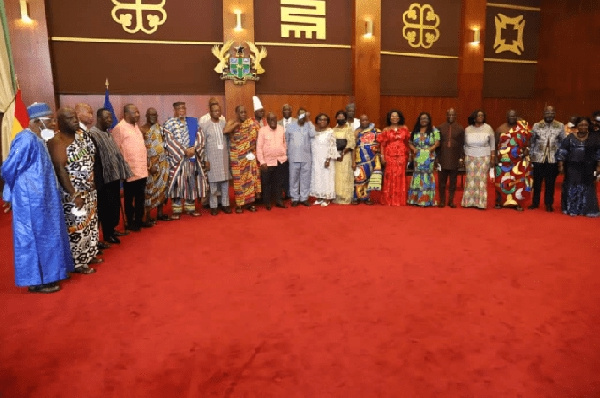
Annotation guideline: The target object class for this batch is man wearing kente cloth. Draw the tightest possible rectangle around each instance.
[48,107,101,274]
[224,105,261,213]
[163,102,207,219]
[495,112,532,211]
[352,114,381,205]
[1,103,74,293]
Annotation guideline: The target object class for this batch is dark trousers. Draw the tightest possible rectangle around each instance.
[262,162,285,206]
[532,162,558,206]
[281,160,290,198]
[97,180,122,239]
[438,169,458,204]
[123,177,146,228]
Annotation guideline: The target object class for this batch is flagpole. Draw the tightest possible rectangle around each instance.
[105,78,109,90]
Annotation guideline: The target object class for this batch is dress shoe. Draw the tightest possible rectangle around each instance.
[448,203,456,208]
[106,235,121,244]
[128,225,141,232]
[141,221,154,228]
[528,204,539,210]
[28,283,60,294]
[275,201,287,208]
[266,205,272,211]
[438,203,445,208]
[545,205,554,212]
[113,230,130,236]
[98,241,111,250]
[301,200,310,207]
[222,206,232,214]
[210,208,218,216]
[291,201,299,207]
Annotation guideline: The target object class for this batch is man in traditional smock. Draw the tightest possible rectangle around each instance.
[48,107,100,273]
[224,105,261,213]
[1,103,73,293]
[163,101,206,218]
[285,108,315,206]
[201,103,231,215]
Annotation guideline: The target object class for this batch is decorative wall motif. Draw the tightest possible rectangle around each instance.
[110,0,167,35]
[402,3,441,49]
[493,14,525,55]
[280,0,326,40]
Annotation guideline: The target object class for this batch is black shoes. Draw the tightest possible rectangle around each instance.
[98,241,111,250]
[222,206,232,214]
[546,205,554,212]
[528,204,539,210]
[210,208,218,216]
[71,266,96,274]
[113,230,130,236]
[275,201,287,208]
[28,283,60,294]
[291,201,299,207]
[301,200,310,207]
[106,235,121,244]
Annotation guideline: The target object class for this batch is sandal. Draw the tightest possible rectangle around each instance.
[170,214,181,220]
[247,205,257,212]
[188,211,201,217]
[90,257,104,265]
[71,267,96,274]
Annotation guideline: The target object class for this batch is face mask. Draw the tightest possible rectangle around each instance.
[39,120,55,141]
[337,120,346,126]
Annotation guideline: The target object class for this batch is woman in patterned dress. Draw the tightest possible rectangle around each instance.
[407,112,440,206]
[141,108,169,223]
[352,115,381,205]
[461,110,496,209]
[377,110,411,206]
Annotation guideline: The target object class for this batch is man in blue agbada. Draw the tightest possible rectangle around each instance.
[1,102,74,293]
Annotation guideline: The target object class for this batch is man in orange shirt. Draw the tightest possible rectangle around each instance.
[112,104,152,231]
[257,112,288,210]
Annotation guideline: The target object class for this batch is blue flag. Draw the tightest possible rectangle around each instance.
[104,88,118,128]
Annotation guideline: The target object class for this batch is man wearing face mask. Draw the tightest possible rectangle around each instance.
[1,103,74,293]
[529,106,566,212]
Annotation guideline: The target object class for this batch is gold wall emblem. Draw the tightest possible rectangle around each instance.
[494,14,525,55]
[111,0,167,34]
[212,42,268,85]
[402,3,440,49]
[281,0,326,40]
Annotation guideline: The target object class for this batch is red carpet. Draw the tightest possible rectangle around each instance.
[1,182,599,397]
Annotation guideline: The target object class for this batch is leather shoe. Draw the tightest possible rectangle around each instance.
[71,266,96,274]
[275,201,287,208]
[438,203,445,208]
[301,200,310,207]
[28,283,60,294]
[528,204,539,210]
[106,235,121,244]
[141,221,154,228]
[222,206,233,214]
[210,208,218,216]
[98,241,111,250]
[291,201,299,207]
[546,205,554,212]
[266,205,272,211]
[448,203,456,208]
[113,230,130,236]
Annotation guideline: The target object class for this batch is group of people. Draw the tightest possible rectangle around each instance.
[2,97,600,294]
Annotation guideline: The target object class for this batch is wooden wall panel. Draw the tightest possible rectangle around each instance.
[223,0,255,121]
[457,0,486,118]
[353,0,381,121]
[5,0,55,108]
